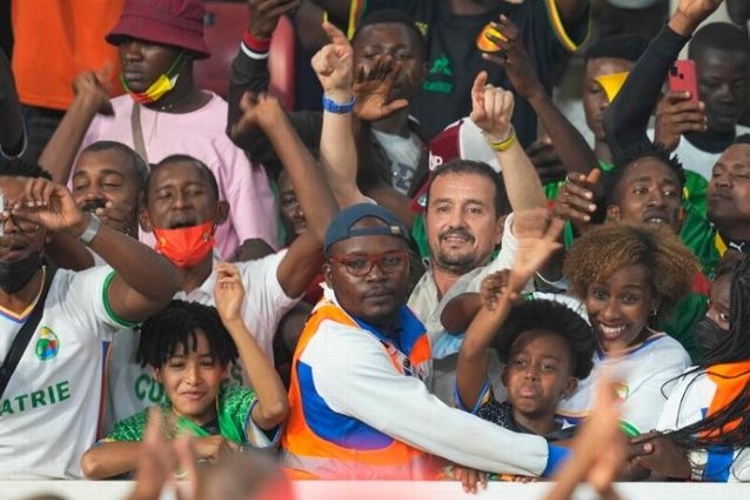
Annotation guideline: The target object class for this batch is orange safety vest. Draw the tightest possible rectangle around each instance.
[281,301,439,479]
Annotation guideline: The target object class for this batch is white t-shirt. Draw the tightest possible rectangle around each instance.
[0,266,128,479]
[104,251,299,431]
[648,126,750,181]
[558,332,691,435]
[372,129,422,195]
[656,369,750,482]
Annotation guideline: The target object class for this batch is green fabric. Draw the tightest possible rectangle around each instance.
[654,290,708,364]
[105,385,258,445]
[411,213,431,259]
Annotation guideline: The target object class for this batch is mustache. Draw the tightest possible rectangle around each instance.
[81,199,107,213]
[439,228,475,242]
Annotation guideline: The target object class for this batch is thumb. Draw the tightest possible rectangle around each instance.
[382,98,410,115]
[586,167,601,186]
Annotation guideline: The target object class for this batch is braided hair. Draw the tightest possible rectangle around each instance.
[137,300,238,369]
[667,255,750,450]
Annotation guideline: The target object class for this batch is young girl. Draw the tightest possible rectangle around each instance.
[633,255,750,482]
[80,263,288,479]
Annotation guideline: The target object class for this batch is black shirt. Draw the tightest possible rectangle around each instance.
[356,0,590,143]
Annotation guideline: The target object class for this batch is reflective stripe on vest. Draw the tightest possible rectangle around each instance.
[281,301,437,479]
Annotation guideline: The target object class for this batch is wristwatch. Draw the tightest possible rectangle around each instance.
[688,448,708,481]
[78,214,101,245]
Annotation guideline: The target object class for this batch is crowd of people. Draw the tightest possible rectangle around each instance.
[1,0,750,496]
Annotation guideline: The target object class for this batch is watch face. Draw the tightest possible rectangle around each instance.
[689,448,708,467]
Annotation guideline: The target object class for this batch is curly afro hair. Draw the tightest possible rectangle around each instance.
[137,300,238,369]
[493,299,595,380]
[562,222,698,324]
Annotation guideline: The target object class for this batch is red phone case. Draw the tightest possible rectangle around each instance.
[668,60,699,101]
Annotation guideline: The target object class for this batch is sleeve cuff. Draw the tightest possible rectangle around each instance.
[542,443,571,477]
[241,29,271,60]
[454,378,491,414]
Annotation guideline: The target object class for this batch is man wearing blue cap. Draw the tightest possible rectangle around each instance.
[280,203,569,480]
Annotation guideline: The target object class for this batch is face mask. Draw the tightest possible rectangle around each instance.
[695,316,727,356]
[122,52,186,105]
[153,222,215,269]
[0,253,42,293]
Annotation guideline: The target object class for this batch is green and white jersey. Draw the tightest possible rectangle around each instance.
[104,385,277,449]
[0,266,134,479]
[104,251,298,433]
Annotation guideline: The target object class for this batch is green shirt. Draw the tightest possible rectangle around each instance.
[104,385,272,447]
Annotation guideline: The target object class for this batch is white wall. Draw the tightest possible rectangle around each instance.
[3,480,750,500]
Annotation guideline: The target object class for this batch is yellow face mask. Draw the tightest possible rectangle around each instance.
[122,52,186,105]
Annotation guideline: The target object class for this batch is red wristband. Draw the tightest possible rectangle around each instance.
[243,29,271,53]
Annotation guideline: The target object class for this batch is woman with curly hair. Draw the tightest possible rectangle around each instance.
[630,255,750,482]
[558,222,699,436]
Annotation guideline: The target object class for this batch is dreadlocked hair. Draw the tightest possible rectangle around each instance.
[563,222,698,324]
[666,255,750,451]
[136,300,238,369]
[604,141,685,206]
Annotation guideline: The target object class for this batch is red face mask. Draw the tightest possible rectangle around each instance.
[153,222,215,268]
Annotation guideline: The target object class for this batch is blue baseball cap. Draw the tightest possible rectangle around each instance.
[324,203,410,256]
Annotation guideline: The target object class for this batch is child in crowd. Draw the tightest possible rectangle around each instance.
[460,298,595,440]
[80,263,288,479]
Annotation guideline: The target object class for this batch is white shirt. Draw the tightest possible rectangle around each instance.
[0,266,126,479]
[104,251,299,432]
[407,214,520,405]
[558,332,691,435]
[292,286,552,477]
[648,126,750,181]
[656,369,750,482]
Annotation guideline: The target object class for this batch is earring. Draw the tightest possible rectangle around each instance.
[650,309,658,318]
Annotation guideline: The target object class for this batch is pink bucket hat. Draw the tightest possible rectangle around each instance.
[106,0,210,59]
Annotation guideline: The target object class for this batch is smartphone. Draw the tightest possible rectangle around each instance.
[668,60,699,101]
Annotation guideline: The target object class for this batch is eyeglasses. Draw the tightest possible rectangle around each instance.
[1,212,41,234]
[330,250,409,277]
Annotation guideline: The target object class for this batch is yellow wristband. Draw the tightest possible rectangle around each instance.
[487,126,516,152]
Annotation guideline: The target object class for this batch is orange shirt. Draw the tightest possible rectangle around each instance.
[11,0,125,110]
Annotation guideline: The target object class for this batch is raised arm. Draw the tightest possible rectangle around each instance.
[483,16,598,176]
[456,213,564,409]
[0,49,25,158]
[232,91,338,298]
[13,178,179,322]
[603,0,724,157]
[470,72,547,212]
[311,21,368,208]
[38,71,113,183]
[228,0,319,170]
[214,262,288,431]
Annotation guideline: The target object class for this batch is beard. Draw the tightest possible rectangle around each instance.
[432,247,479,275]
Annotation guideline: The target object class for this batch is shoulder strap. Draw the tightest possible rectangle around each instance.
[0,266,58,399]
[130,101,149,165]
